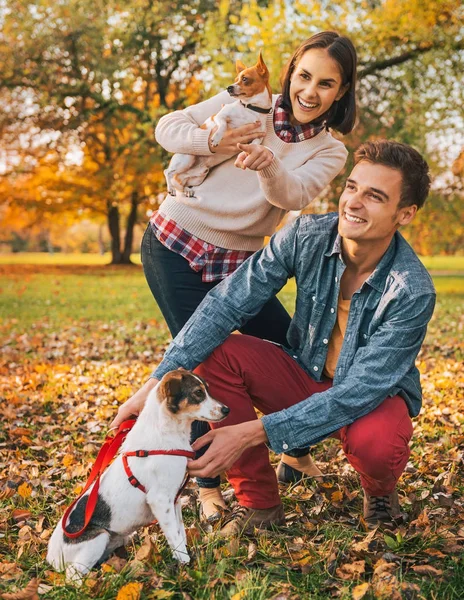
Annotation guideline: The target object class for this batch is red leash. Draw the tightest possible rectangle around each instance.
[62,419,195,539]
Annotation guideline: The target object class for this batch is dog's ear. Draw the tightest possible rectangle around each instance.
[256,51,269,78]
[160,370,184,413]
[236,59,247,74]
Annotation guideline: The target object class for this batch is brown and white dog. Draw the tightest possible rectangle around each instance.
[47,370,229,583]
[164,52,272,196]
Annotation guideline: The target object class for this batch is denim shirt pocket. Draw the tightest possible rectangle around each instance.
[288,289,323,349]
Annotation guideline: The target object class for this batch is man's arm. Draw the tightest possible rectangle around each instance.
[262,291,436,453]
[110,219,299,429]
[152,218,299,380]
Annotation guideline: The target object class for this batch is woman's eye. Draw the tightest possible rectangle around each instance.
[300,73,310,80]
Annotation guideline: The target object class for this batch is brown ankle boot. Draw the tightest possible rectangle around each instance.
[363,489,403,529]
[218,503,286,537]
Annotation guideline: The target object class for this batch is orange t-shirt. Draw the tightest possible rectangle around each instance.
[323,293,351,379]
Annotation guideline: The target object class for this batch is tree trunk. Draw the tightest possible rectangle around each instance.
[121,190,139,264]
[108,204,122,264]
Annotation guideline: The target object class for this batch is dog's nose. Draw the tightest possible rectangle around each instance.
[227,85,235,93]
[221,405,230,416]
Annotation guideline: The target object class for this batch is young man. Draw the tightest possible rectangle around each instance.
[112,140,435,534]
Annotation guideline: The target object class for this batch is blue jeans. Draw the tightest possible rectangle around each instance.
[141,225,308,487]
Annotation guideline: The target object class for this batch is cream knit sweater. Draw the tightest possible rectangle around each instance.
[155,91,348,251]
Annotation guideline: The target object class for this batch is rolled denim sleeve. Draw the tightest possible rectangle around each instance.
[152,219,300,379]
[262,291,436,453]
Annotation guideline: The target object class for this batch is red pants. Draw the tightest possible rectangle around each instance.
[196,335,413,509]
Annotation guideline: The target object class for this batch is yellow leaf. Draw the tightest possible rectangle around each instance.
[230,592,247,600]
[331,490,343,503]
[17,483,32,499]
[116,582,143,600]
[352,582,370,599]
[62,454,74,467]
[149,592,174,599]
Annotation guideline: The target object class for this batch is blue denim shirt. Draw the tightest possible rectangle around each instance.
[153,213,436,453]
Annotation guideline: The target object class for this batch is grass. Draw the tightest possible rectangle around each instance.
[0,261,463,599]
[0,252,463,271]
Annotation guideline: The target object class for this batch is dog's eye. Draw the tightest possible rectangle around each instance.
[242,76,248,84]
[194,389,204,401]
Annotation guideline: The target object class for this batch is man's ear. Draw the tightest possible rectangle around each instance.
[256,51,269,78]
[236,59,247,74]
[398,204,418,227]
[160,370,184,413]
[335,83,349,101]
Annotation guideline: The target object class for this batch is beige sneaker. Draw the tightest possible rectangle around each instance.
[217,503,285,537]
[276,454,323,484]
[363,489,403,529]
[198,487,226,523]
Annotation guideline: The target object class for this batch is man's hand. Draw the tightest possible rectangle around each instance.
[234,143,274,171]
[109,378,159,430]
[188,420,268,478]
[208,122,265,154]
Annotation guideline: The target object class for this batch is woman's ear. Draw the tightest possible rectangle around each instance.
[335,83,350,101]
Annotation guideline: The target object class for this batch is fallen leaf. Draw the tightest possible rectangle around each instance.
[0,578,39,600]
[411,564,443,576]
[352,582,370,600]
[335,560,365,580]
[17,484,32,499]
[11,510,31,523]
[116,582,143,600]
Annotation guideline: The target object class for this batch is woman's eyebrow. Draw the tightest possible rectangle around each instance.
[299,68,338,84]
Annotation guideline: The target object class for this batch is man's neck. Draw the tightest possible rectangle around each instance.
[341,236,393,276]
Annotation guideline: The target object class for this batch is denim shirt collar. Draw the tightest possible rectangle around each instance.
[324,229,398,293]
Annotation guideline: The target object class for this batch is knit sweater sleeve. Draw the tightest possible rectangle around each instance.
[154,91,234,156]
[258,139,348,211]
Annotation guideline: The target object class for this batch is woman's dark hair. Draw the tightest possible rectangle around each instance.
[280,31,357,135]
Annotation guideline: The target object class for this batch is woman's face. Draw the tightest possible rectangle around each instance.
[289,47,348,126]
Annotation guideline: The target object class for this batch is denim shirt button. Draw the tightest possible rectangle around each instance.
[312,296,316,301]
[330,308,335,313]
[363,333,367,339]
[313,366,319,371]
[323,338,328,344]
[282,443,289,450]
[335,276,338,282]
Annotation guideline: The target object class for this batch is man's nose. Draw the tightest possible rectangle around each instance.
[345,192,364,209]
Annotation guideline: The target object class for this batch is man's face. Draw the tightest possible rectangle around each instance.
[338,161,417,244]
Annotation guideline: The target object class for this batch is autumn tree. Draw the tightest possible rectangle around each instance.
[0,0,217,263]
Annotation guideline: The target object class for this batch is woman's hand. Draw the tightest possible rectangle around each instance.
[234,143,274,171]
[208,122,265,154]
[109,378,159,430]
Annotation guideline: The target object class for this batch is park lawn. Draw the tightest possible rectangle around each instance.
[0,263,463,599]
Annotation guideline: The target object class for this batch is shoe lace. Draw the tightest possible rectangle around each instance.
[221,504,249,527]
[369,495,390,514]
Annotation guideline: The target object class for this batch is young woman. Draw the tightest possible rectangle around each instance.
[116,31,357,521]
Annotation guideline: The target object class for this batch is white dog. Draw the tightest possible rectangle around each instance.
[164,52,272,197]
[47,370,229,582]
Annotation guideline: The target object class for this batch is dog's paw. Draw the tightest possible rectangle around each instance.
[210,133,223,148]
[174,550,190,564]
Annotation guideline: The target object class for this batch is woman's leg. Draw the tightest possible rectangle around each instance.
[141,226,221,490]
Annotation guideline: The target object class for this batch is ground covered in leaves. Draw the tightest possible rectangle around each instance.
[0,264,463,599]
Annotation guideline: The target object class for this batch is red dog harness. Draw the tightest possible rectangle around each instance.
[62,419,195,539]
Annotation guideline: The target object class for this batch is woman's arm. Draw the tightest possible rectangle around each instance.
[154,91,265,157]
[257,142,348,211]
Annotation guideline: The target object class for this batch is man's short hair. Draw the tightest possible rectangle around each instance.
[354,140,431,210]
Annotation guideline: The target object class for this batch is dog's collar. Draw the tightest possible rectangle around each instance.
[240,101,273,114]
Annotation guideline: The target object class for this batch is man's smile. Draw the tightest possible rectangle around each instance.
[343,211,367,224]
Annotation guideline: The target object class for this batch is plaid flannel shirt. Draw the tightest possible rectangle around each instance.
[150,211,253,283]
[273,95,326,143]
